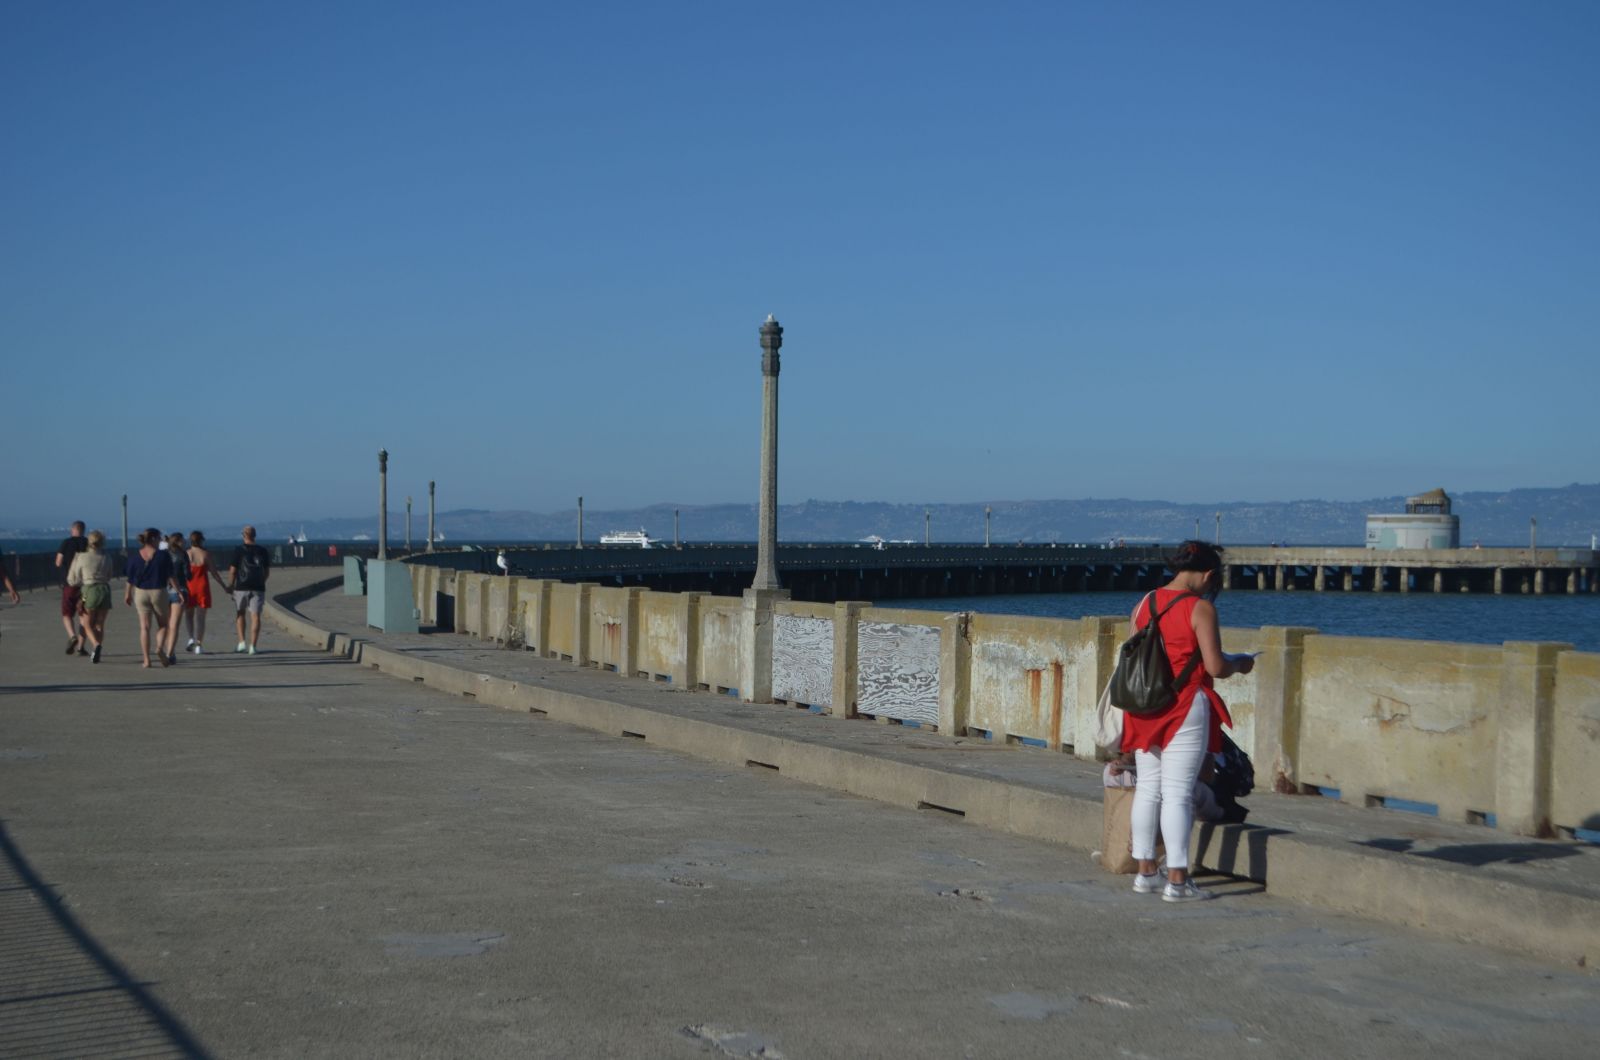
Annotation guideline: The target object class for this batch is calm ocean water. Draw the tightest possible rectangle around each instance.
[878,590,1600,652]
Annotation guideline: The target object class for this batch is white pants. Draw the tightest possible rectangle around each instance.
[1131,692,1210,870]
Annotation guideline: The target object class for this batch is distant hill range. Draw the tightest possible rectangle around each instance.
[235,483,1600,548]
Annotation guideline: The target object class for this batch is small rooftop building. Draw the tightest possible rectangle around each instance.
[1366,488,1461,550]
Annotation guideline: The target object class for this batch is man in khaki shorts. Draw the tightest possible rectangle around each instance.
[225,526,272,655]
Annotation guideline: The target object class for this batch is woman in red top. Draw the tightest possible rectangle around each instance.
[1123,541,1254,902]
[182,530,215,654]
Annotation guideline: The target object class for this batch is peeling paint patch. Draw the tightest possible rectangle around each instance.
[858,622,940,725]
[772,613,832,708]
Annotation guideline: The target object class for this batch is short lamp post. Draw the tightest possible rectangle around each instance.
[378,449,389,560]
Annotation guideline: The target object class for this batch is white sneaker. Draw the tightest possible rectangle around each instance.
[1162,880,1212,903]
[192,643,203,655]
[185,638,196,650]
[235,642,248,653]
[247,645,257,655]
[1132,872,1163,895]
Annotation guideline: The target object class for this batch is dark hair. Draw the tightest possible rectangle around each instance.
[1171,539,1224,573]
[72,520,86,533]
[190,530,206,546]
[142,527,161,547]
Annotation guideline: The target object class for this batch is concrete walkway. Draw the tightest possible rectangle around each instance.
[277,573,1600,970]
[2,576,1598,1058]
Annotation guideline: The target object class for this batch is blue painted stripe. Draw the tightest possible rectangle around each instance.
[1380,796,1439,817]
[1573,828,1600,845]
[901,720,921,729]
[968,728,993,741]
[1013,736,1048,748]
[807,705,825,714]
[1314,785,1342,800]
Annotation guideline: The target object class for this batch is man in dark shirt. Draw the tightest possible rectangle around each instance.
[225,525,272,654]
[55,520,87,654]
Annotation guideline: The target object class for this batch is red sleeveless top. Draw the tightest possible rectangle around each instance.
[1120,588,1232,754]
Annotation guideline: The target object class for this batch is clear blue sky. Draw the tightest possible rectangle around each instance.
[4,1,1596,529]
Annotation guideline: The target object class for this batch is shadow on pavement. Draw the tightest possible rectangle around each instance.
[1357,836,1581,866]
[0,819,210,1058]
[17,681,363,694]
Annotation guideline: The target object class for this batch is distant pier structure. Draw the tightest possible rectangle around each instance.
[1367,488,1460,550]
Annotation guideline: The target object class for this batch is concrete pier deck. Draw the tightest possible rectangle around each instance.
[2,572,1597,1057]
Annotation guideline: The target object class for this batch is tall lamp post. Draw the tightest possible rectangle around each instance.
[985,506,992,548]
[577,496,584,550]
[924,509,931,547]
[1215,511,1222,546]
[427,481,436,553]
[752,316,783,590]
[120,494,129,554]
[377,449,389,559]
[406,496,413,553]
[674,508,681,549]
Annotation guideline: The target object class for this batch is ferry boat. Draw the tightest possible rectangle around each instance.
[600,528,657,548]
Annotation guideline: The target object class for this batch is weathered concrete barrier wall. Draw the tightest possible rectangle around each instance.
[1552,650,1600,839]
[421,573,1597,839]
[637,590,682,680]
[697,597,745,694]
[1297,637,1502,821]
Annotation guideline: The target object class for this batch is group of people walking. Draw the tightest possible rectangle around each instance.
[57,523,272,668]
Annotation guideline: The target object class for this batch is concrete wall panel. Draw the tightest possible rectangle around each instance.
[1299,636,1500,817]
[638,591,680,678]
[459,575,484,636]
[857,614,941,725]
[486,578,514,642]
[590,586,629,670]
[967,613,1085,747]
[773,612,834,708]
[1551,650,1600,833]
[697,597,743,691]
[547,583,577,657]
